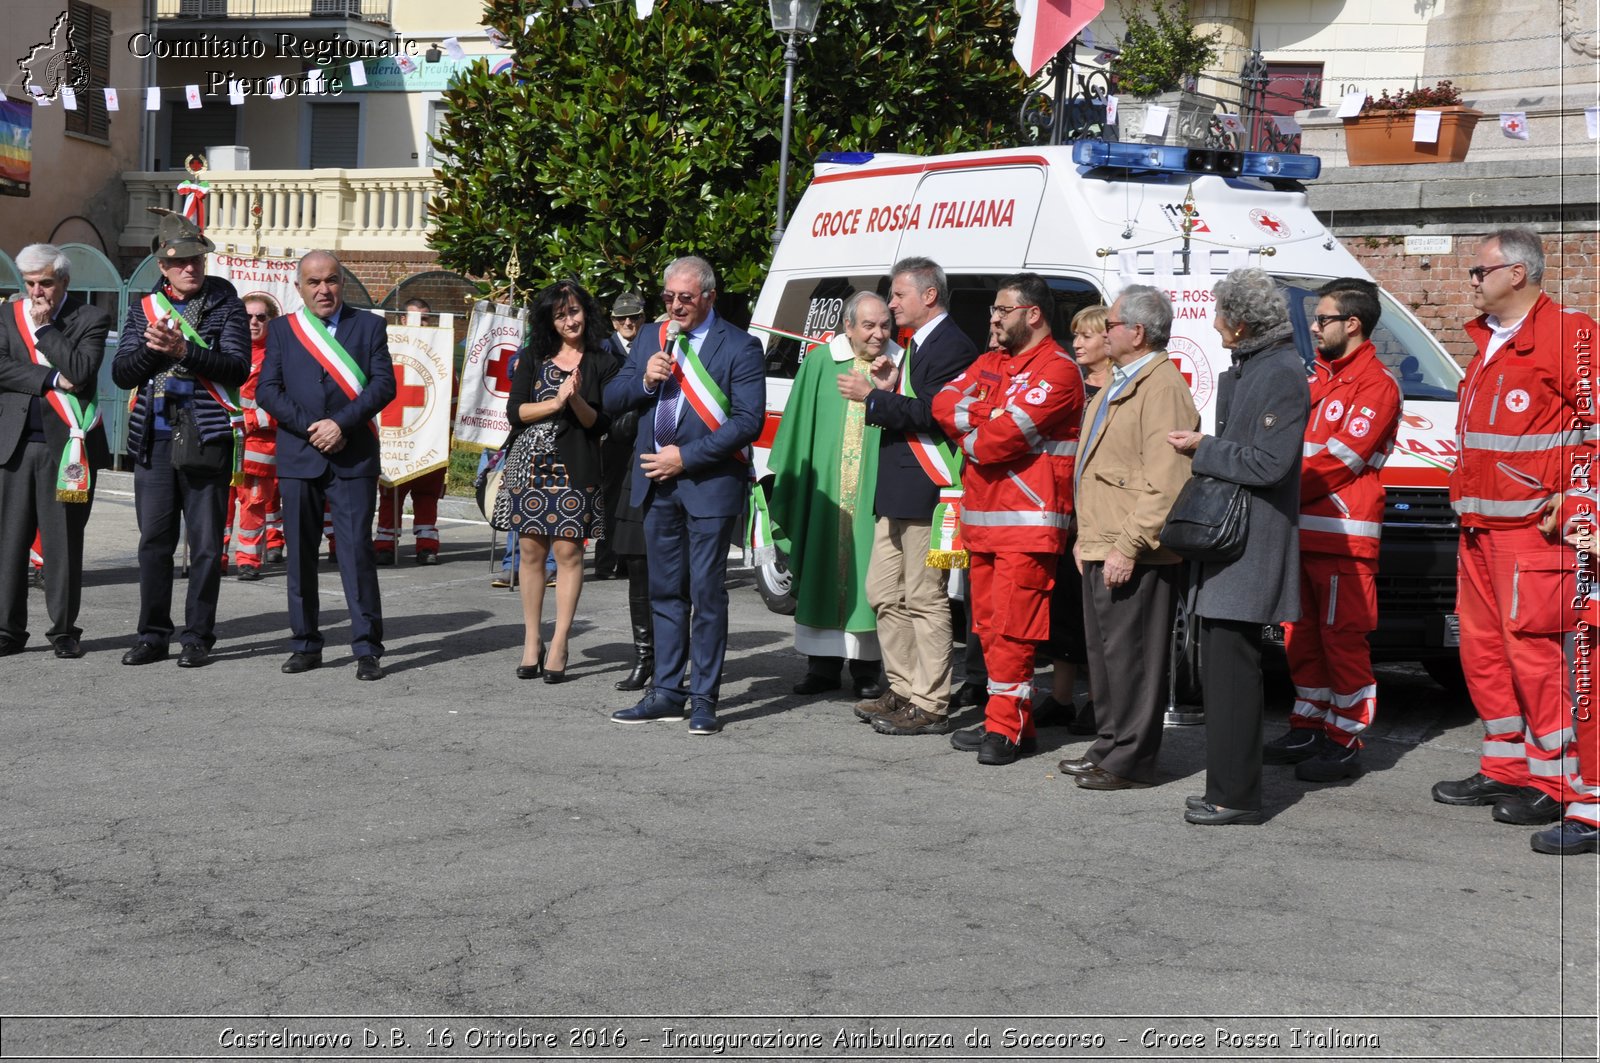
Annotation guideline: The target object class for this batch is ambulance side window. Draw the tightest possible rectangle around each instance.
[760,275,889,379]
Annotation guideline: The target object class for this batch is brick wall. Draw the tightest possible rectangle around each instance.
[1338,230,1600,364]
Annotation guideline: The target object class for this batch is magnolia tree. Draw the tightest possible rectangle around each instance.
[429,0,1025,305]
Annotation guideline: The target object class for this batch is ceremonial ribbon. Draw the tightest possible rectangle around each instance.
[898,342,967,568]
[657,321,750,465]
[14,301,99,502]
[287,308,379,438]
[142,292,246,484]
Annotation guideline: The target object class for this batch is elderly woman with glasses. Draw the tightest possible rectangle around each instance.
[1166,267,1311,825]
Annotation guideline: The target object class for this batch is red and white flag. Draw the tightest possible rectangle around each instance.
[1013,0,1104,78]
[1500,112,1529,140]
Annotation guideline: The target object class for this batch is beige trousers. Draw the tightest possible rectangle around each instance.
[865,516,952,715]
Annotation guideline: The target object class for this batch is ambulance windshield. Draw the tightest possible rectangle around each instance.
[1277,277,1462,401]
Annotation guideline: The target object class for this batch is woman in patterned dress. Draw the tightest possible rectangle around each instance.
[504,281,619,682]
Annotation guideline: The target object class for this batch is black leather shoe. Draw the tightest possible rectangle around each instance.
[282,651,322,674]
[264,547,284,564]
[236,566,262,582]
[852,677,887,700]
[792,673,841,696]
[1031,695,1072,728]
[1432,772,1529,806]
[949,726,985,752]
[1492,790,1562,825]
[177,644,209,668]
[52,636,84,659]
[976,731,1037,765]
[1065,699,1098,736]
[1185,794,1208,811]
[122,642,169,666]
[1074,765,1153,790]
[374,551,396,566]
[1057,756,1099,777]
[0,639,24,657]
[615,656,653,691]
[416,550,439,565]
[1184,802,1263,825]
[356,655,385,681]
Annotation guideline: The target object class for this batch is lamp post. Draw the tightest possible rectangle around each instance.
[769,0,822,248]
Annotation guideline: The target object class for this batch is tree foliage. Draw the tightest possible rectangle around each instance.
[430,0,1025,305]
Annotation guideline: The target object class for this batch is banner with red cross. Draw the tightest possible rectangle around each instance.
[380,322,453,486]
[453,299,528,452]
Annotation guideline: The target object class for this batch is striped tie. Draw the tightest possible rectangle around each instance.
[654,359,680,447]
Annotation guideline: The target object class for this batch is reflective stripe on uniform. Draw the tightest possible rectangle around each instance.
[1483,712,1525,735]
[953,397,979,432]
[1482,740,1526,759]
[1463,428,1594,452]
[962,509,1073,529]
[1526,726,1577,752]
[1453,496,1552,518]
[1528,755,1580,778]
[1326,437,1367,474]
[1299,514,1382,539]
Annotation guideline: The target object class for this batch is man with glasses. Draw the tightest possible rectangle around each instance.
[112,209,251,669]
[931,273,1083,765]
[0,243,112,660]
[227,295,285,581]
[605,257,764,735]
[1266,279,1399,782]
[1064,285,1196,789]
[1432,228,1600,856]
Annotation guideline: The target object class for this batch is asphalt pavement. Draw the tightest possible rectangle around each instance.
[0,474,1594,1061]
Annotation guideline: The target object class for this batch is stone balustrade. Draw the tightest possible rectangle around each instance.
[121,168,440,255]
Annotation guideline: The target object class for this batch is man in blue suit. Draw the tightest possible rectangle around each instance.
[605,256,765,734]
[257,251,397,681]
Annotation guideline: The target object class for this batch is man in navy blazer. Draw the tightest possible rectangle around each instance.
[604,256,765,734]
[257,251,397,681]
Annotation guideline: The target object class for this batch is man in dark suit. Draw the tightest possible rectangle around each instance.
[257,251,397,681]
[842,258,979,736]
[604,257,764,734]
[0,244,112,659]
[112,210,251,669]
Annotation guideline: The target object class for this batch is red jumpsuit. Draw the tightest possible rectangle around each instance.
[375,468,446,559]
[1452,293,1597,803]
[1284,340,1400,750]
[225,336,284,570]
[933,338,1082,742]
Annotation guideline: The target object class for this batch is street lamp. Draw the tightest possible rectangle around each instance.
[769,0,822,247]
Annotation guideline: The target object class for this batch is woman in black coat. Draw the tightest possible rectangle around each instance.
[503,280,619,682]
[1167,268,1311,825]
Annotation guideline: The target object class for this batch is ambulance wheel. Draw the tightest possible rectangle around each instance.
[1423,656,1467,694]
[755,551,797,615]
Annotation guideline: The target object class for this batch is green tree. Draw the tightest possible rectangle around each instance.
[430,0,1025,303]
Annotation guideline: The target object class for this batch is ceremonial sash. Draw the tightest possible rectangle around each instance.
[14,302,99,502]
[746,482,777,565]
[659,322,749,465]
[898,344,967,568]
[142,292,246,484]
[287,309,379,437]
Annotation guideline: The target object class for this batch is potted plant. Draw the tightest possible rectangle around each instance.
[1108,1,1221,146]
[1342,80,1483,165]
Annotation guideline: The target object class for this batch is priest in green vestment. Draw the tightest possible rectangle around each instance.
[767,291,900,699]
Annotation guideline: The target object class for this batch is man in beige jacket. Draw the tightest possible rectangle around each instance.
[1063,285,1199,790]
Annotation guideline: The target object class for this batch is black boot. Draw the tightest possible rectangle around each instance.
[615,557,654,691]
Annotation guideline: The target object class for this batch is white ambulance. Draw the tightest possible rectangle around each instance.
[744,141,1464,688]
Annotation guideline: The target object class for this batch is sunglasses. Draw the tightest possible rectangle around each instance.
[1467,263,1515,283]
[247,312,272,322]
[661,291,704,305]
[614,313,643,322]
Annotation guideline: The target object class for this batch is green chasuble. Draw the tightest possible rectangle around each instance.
[767,333,892,641]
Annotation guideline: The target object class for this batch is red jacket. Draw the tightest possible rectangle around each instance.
[931,337,1083,553]
[1300,341,1401,559]
[1453,292,1598,529]
[241,336,277,474]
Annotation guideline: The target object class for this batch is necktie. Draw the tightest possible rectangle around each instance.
[654,344,680,447]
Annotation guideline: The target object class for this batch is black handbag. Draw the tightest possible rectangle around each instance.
[168,405,232,477]
[1160,474,1250,563]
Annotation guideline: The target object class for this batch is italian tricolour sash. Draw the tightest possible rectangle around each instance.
[287,308,379,438]
[660,321,749,464]
[14,302,99,502]
[142,291,246,484]
[898,344,967,569]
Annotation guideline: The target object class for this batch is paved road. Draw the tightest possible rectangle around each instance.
[0,476,1594,1061]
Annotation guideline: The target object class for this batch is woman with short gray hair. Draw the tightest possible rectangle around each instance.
[1166,267,1309,825]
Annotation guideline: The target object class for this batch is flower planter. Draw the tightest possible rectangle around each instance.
[1342,107,1483,165]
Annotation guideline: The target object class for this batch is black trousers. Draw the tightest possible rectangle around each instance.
[1201,616,1266,810]
[0,439,93,645]
[281,470,384,658]
[1083,561,1179,784]
[133,437,230,649]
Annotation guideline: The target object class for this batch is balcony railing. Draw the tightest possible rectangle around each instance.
[122,168,438,254]
[156,1,392,23]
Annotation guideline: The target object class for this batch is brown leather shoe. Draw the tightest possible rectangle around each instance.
[871,705,954,736]
[1074,765,1153,790]
[1057,756,1099,777]
[852,689,902,722]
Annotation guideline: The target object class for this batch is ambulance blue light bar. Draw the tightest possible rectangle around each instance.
[1071,140,1320,181]
[817,152,876,165]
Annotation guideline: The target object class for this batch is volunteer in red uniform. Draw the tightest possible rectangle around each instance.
[375,298,447,565]
[931,273,1082,765]
[229,295,284,581]
[1267,278,1400,782]
[1432,228,1597,828]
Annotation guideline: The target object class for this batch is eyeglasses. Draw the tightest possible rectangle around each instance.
[1104,319,1127,330]
[989,304,1038,318]
[613,313,643,322]
[246,312,272,322]
[1311,314,1352,328]
[1467,263,1515,283]
[661,290,704,305]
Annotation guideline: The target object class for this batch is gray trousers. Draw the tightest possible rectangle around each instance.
[0,439,93,646]
[1082,560,1179,784]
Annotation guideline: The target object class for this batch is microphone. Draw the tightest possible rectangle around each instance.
[663,319,682,349]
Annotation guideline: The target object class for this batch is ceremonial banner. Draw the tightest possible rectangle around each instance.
[454,300,527,451]
[380,322,453,486]
[207,254,304,316]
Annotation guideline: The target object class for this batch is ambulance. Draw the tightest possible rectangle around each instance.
[744,140,1465,690]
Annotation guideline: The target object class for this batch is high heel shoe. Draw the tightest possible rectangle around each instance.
[517,646,545,680]
[543,646,568,684]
